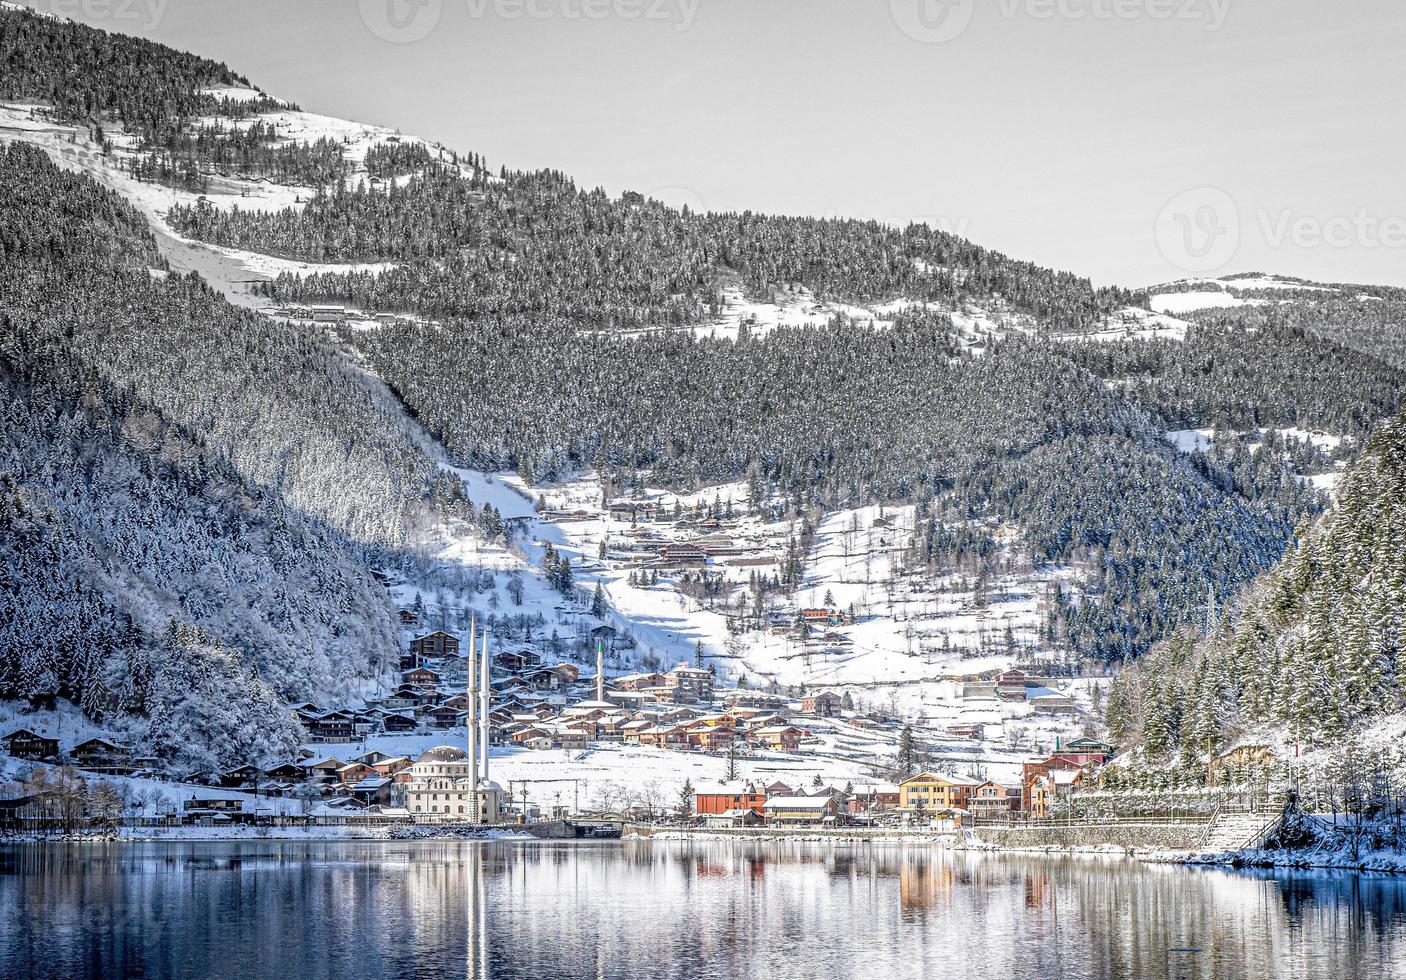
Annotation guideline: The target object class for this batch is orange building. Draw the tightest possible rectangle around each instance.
[693,782,766,816]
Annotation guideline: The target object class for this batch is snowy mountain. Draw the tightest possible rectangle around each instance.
[0,6,1403,774]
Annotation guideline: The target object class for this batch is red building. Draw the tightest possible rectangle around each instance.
[693,782,766,816]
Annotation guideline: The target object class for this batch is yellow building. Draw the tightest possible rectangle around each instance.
[898,772,979,813]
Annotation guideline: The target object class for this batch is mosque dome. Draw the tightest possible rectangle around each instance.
[418,745,469,762]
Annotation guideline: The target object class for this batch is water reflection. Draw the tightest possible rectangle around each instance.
[2,841,1405,979]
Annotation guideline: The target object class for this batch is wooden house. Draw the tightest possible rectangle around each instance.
[996,670,1029,702]
[410,630,460,661]
[71,737,132,774]
[2,729,59,762]
[403,666,442,689]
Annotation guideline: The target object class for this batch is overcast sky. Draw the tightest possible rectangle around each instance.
[54,0,1406,289]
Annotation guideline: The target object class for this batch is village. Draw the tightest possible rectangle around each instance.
[1,475,1125,837]
[0,594,1118,835]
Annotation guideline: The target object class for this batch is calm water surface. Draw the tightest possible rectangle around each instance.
[2,840,1405,979]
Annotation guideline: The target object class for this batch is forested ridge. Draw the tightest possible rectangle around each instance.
[0,142,479,772]
[1107,404,1406,759]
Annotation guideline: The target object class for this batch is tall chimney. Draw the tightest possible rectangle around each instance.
[467,614,479,816]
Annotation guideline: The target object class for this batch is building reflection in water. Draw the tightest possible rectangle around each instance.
[4,842,1406,979]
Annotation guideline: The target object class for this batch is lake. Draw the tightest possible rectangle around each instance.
[2,840,1405,979]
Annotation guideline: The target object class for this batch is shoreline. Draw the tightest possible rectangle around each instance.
[6,828,1406,876]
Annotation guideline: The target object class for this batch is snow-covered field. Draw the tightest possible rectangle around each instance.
[1163,426,1349,494]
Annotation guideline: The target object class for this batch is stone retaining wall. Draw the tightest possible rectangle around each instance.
[971,822,1207,850]
[625,822,1208,850]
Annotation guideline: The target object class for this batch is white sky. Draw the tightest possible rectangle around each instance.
[50,0,1406,289]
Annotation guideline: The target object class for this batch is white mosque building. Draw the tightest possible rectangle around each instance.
[403,745,505,822]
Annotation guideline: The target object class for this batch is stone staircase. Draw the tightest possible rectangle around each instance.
[1199,808,1282,852]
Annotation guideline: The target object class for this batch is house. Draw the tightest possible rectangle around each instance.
[554,729,589,751]
[183,798,244,814]
[512,727,552,747]
[381,712,418,734]
[846,785,901,815]
[800,691,843,717]
[799,608,853,627]
[397,608,420,625]
[301,757,345,785]
[495,649,542,673]
[946,723,984,740]
[686,725,738,752]
[71,738,132,774]
[309,304,345,323]
[368,756,412,777]
[658,543,706,563]
[703,808,764,828]
[527,666,578,691]
[752,725,804,752]
[349,776,394,807]
[410,630,460,661]
[422,705,464,729]
[665,664,713,703]
[1056,736,1115,767]
[306,711,357,742]
[721,690,790,710]
[969,781,1020,820]
[3,729,59,762]
[639,725,689,749]
[1027,774,1057,818]
[1030,691,1078,716]
[898,773,979,815]
[996,670,1029,702]
[216,764,264,789]
[763,795,841,825]
[1022,756,1090,813]
[621,720,654,742]
[613,671,665,692]
[336,762,377,786]
[403,666,442,690]
[694,782,767,816]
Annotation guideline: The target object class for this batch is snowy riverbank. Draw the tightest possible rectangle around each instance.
[1180,847,1406,875]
